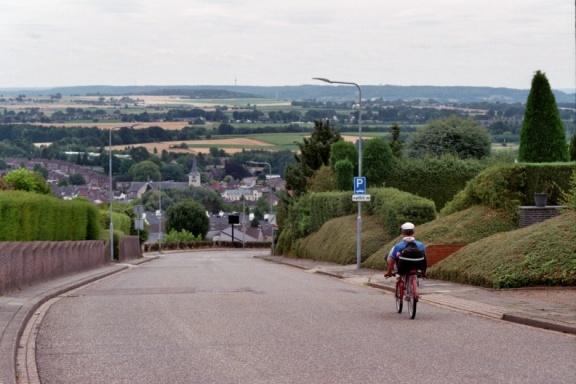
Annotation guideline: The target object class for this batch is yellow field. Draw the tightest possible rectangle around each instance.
[113,138,275,155]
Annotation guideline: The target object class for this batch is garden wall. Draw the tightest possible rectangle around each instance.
[0,240,106,294]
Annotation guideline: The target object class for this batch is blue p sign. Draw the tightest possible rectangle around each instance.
[354,177,366,194]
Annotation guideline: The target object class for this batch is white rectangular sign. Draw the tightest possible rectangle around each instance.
[352,194,371,202]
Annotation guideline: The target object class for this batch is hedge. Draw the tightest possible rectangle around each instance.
[0,190,101,241]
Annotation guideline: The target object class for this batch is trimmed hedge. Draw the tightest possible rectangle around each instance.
[441,162,576,216]
[385,156,485,210]
[275,187,436,256]
[0,191,101,241]
[369,188,437,238]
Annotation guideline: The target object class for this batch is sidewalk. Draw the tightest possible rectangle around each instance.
[0,256,158,384]
[257,255,576,335]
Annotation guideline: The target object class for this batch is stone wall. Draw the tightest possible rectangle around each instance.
[0,240,107,294]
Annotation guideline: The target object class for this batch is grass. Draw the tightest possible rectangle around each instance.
[294,204,575,288]
[428,211,576,288]
[296,215,391,265]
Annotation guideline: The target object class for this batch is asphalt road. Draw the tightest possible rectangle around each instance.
[34,250,576,384]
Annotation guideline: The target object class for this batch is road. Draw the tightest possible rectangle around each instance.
[33,250,576,384]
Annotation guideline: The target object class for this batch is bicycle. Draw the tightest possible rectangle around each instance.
[388,270,423,319]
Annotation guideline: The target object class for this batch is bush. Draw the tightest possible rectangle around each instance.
[163,229,201,243]
[369,188,437,238]
[441,163,576,217]
[0,190,100,241]
[385,155,485,210]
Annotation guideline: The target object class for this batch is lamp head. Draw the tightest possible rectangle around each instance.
[313,77,332,84]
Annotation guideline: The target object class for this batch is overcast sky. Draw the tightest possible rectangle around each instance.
[1,0,574,90]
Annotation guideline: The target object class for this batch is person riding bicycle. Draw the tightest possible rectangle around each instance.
[384,222,427,278]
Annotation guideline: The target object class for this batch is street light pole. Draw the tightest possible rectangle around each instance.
[313,78,363,269]
[109,127,114,262]
[108,124,140,262]
[247,160,274,255]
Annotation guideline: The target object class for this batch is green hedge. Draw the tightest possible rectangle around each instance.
[307,191,356,233]
[100,210,131,235]
[0,191,101,241]
[441,163,576,216]
[275,187,436,256]
[369,188,437,237]
[385,156,485,210]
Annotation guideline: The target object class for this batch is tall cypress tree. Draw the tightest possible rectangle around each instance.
[518,70,568,162]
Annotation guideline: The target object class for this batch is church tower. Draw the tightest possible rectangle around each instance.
[188,156,201,187]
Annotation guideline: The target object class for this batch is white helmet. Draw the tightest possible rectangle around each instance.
[401,222,415,230]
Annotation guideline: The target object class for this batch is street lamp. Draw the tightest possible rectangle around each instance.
[313,77,363,269]
[146,178,163,254]
[108,127,115,262]
[109,124,140,261]
[247,160,274,255]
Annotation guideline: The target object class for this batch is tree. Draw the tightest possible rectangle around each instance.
[363,138,396,188]
[129,146,151,163]
[333,159,354,191]
[309,165,336,192]
[569,133,576,161]
[68,173,86,185]
[285,120,342,196]
[224,161,250,180]
[160,163,187,182]
[519,70,569,162]
[3,168,51,194]
[330,141,358,172]
[407,116,491,160]
[128,160,161,182]
[165,199,209,239]
[389,122,403,158]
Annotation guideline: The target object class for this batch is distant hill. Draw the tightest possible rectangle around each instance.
[1,84,574,104]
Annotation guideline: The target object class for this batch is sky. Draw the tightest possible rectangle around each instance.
[1,0,574,91]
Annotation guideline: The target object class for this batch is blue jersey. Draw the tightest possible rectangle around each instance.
[388,238,426,261]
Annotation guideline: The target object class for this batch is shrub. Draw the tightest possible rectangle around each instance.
[0,190,100,241]
[385,155,485,210]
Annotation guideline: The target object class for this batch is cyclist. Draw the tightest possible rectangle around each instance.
[384,222,426,278]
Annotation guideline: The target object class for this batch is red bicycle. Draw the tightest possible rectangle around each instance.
[392,270,422,319]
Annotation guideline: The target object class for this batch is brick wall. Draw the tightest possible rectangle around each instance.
[426,244,468,266]
[0,241,106,294]
[519,206,566,228]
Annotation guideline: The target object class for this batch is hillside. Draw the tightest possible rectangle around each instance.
[2,84,574,103]
[292,205,575,288]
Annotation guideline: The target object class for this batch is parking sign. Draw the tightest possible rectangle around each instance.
[354,177,366,194]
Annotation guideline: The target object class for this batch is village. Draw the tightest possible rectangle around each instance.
[0,156,284,245]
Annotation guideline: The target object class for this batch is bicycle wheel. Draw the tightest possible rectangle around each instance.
[407,275,418,319]
[395,279,403,313]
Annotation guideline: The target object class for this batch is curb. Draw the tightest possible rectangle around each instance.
[502,314,576,336]
[2,264,132,384]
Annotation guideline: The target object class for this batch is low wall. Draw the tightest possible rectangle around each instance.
[426,244,468,266]
[519,206,566,228]
[0,241,106,294]
[118,236,142,261]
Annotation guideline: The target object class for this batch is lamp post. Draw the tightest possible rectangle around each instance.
[147,178,163,254]
[247,160,274,255]
[313,77,363,269]
[108,127,115,262]
[108,124,140,262]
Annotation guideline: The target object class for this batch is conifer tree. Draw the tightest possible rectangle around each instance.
[570,134,576,161]
[518,70,568,162]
